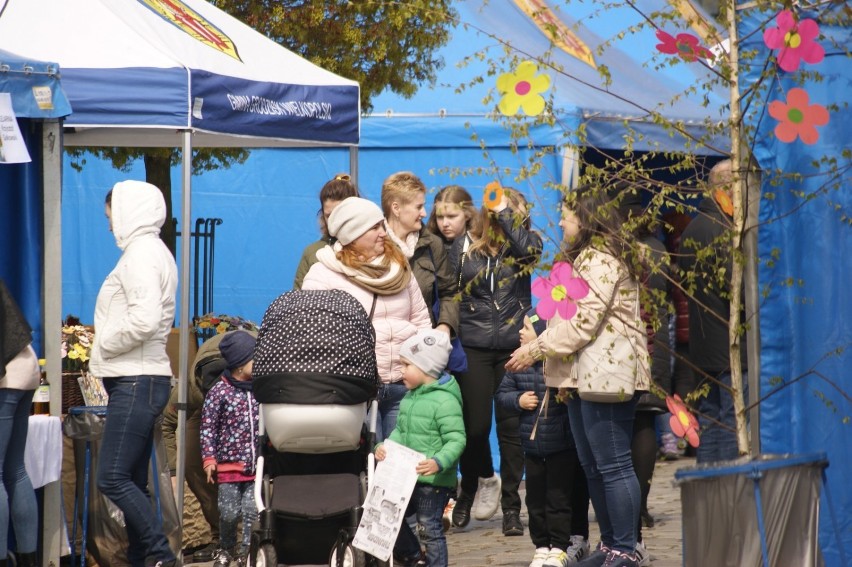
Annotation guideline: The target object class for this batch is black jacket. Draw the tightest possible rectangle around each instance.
[678,197,748,374]
[495,363,574,457]
[449,210,542,350]
[410,229,459,335]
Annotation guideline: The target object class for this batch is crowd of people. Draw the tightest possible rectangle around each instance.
[0,160,743,567]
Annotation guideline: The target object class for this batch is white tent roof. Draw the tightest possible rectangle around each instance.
[0,0,360,147]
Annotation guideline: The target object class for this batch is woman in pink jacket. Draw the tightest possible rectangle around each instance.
[302,197,432,439]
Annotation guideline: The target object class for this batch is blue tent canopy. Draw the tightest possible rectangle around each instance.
[364,0,729,155]
[0,48,71,119]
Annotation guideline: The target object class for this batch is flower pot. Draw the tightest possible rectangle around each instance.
[675,453,830,567]
[61,371,86,413]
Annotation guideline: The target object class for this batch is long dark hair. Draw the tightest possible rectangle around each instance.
[562,184,638,279]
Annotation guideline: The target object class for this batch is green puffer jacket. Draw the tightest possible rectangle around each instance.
[388,374,466,488]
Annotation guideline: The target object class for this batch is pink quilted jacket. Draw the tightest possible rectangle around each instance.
[302,263,432,384]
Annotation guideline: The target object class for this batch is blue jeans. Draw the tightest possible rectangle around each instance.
[696,371,748,464]
[377,381,408,441]
[0,388,38,557]
[217,481,256,555]
[395,484,452,567]
[567,394,639,554]
[97,376,173,567]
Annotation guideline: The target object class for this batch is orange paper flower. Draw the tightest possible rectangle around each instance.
[484,181,504,210]
[768,87,829,145]
[666,394,699,448]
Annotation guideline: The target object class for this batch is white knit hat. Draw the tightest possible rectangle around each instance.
[399,329,452,379]
[327,197,385,245]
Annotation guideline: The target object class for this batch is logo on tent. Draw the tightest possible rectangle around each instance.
[512,0,596,68]
[138,0,241,61]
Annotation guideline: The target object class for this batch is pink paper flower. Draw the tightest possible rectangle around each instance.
[666,394,700,448]
[768,87,829,145]
[763,9,824,72]
[655,29,713,62]
[531,262,590,321]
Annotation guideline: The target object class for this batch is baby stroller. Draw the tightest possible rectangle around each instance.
[249,289,383,567]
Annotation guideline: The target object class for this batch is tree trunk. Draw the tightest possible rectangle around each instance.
[144,153,177,257]
[726,1,750,457]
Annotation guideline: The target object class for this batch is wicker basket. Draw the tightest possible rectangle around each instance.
[61,371,85,413]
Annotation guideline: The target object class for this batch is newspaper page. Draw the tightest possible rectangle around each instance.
[352,439,424,561]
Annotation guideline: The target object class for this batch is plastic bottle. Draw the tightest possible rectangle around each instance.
[32,358,50,415]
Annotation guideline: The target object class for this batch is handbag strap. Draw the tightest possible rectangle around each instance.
[427,246,441,320]
[369,293,378,320]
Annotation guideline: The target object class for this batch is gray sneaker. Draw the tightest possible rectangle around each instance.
[566,535,590,563]
[473,474,501,520]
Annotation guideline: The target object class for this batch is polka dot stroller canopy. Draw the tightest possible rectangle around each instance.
[253,289,379,405]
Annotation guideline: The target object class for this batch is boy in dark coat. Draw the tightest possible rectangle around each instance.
[496,309,590,567]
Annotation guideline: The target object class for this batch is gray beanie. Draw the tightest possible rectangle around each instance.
[219,330,256,370]
[327,197,385,246]
[399,329,452,379]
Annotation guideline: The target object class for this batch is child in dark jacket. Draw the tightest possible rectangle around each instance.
[376,329,466,567]
[496,309,590,567]
[200,331,260,567]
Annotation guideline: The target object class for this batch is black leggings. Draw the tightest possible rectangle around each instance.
[456,347,525,512]
[631,410,658,541]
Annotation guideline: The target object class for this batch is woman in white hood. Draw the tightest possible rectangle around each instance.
[89,181,178,567]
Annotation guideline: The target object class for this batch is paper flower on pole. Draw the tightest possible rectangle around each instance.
[496,61,551,116]
[768,87,829,145]
[655,29,713,62]
[666,394,700,448]
[531,262,590,321]
[763,9,824,72]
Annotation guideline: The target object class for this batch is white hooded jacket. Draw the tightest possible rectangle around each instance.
[88,181,178,379]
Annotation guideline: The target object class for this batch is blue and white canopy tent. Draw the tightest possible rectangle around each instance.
[0,0,359,558]
[0,46,71,565]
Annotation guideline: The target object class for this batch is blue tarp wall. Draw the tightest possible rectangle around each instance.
[739,5,851,566]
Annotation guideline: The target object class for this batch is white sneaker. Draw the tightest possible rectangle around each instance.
[472,474,501,520]
[542,547,569,567]
[529,547,550,567]
[635,540,651,566]
[565,535,590,563]
[442,498,456,532]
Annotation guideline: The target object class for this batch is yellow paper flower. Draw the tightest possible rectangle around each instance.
[496,61,551,116]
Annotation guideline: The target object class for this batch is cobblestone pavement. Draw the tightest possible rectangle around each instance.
[445,458,687,567]
[187,458,690,566]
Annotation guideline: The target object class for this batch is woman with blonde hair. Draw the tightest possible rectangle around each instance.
[381,172,460,431]
[302,196,432,438]
[449,187,541,536]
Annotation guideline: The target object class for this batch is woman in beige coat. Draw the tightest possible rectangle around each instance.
[506,187,650,567]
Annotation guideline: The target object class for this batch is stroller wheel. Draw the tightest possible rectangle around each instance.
[329,544,366,567]
[248,542,276,567]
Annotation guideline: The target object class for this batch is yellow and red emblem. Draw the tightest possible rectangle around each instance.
[139,0,241,61]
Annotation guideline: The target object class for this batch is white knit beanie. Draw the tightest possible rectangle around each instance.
[327,197,385,246]
[399,329,452,379]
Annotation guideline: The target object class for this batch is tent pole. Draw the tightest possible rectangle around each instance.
[175,130,192,538]
[349,145,359,185]
[41,118,63,567]
[561,145,580,190]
